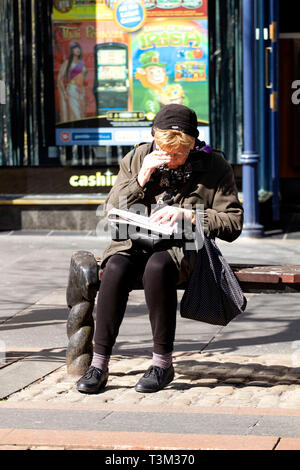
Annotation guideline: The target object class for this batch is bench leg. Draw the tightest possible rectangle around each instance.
[66,251,100,375]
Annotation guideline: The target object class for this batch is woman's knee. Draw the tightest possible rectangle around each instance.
[103,255,135,284]
[143,251,178,283]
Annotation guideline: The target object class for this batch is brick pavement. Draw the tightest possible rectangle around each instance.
[4,351,300,409]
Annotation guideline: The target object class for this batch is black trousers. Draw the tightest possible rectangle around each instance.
[94,251,179,356]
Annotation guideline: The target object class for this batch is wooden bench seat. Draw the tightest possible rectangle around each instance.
[231,264,300,293]
[96,258,300,293]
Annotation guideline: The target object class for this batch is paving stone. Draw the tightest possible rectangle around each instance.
[257,396,280,408]
[247,381,272,387]
[4,350,300,411]
[193,397,221,406]
[196,378,219,386]
[268,385,290,395]
[231,387,253,396]
[223,378,247,385]
[279,374,300,384]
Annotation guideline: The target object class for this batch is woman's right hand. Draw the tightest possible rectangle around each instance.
[137,150,172,187]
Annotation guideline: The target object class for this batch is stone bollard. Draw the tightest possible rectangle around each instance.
[66,251,100,375]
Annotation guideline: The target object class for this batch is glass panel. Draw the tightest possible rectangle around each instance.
[209,0,243,164]
[0,0,211,170]
[0,0,57,168]
[52,0,210,149]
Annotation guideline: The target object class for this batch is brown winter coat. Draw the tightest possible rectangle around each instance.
[100,142,244,283]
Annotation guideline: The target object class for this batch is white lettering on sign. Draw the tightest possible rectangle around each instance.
[69,171,117,188]
[115,130,140,142]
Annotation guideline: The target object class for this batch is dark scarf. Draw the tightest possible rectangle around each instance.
[155,161,193,189]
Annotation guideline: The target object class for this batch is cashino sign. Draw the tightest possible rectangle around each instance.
[69,169,117,188]
[0,167,119,195]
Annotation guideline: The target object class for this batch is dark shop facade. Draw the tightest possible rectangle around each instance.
[0,0,299,232]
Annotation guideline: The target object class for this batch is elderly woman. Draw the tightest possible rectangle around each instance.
[77,104,243,394]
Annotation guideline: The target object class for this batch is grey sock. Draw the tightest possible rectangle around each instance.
[91,352,110,372]
[152,352,173,370]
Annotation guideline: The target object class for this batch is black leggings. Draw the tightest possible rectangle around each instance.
[94,251,179,356]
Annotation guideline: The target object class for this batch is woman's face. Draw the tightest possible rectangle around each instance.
[72,46,81,57]
[156,142,195,169]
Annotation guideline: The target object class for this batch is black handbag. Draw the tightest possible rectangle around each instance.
[129,229,184,252]
[112,223,184,252]
[180,214,247,326]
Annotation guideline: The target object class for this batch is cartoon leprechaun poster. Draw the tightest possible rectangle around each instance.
[135,50,188,114]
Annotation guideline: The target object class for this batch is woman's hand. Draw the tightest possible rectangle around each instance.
[150,206,193,226]
[137,150,172,187]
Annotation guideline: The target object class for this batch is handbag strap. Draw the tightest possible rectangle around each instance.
[194,210,205,252]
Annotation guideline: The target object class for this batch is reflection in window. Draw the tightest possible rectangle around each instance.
[60,145,131,167]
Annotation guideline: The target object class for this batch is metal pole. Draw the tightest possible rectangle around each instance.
[241,0,264,237]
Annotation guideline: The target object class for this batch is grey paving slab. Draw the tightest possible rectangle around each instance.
[96,411,260,436]
[0,303,33,322]
[0,358,64,399]
[0,235,106,323]
[248,416,300,438]
[205,293,300,355]
[0,408,299,438]
[0,305,69,350]
[0,409,260,435]
[0,409,111,430]
[35,288,67,306]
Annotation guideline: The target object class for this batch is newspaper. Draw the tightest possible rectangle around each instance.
[107,208,180,236]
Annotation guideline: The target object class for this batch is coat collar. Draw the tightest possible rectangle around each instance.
[188,139,212,172]
[188,151,212,172]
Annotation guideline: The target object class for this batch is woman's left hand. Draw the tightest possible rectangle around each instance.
[150,206,193,226]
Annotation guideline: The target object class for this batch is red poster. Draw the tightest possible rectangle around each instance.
[53,21,129,123]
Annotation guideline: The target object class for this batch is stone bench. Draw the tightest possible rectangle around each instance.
[66,250,300,375]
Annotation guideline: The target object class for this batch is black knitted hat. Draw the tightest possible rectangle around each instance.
[152,104,199,138]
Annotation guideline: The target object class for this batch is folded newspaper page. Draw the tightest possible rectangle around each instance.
[107,208,179,236]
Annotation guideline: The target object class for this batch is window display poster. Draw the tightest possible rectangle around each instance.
[53,0,209,146]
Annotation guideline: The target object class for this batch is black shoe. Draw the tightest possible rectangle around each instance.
[135,365,174,393]
[76,366,108,394]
